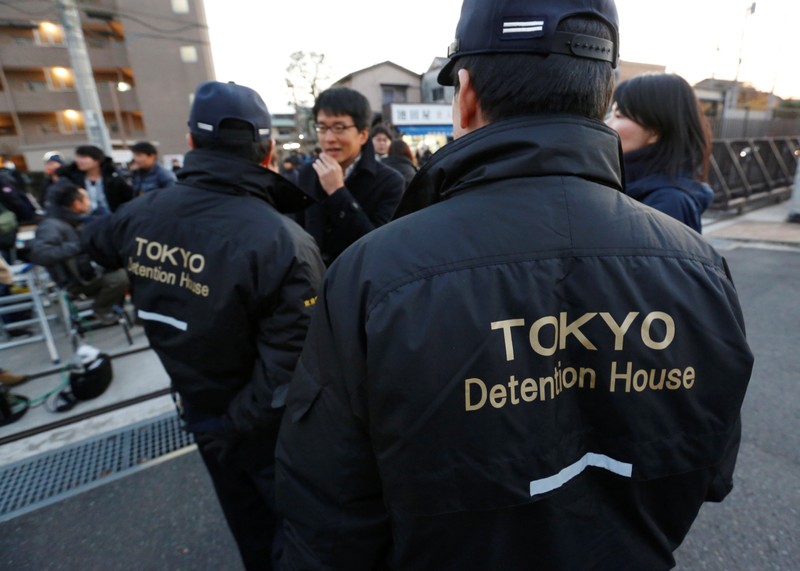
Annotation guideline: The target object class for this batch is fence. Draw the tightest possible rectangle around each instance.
[708,136,799,212]
[708,117,800,140]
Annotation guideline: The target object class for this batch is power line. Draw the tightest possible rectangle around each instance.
[84,8,208,34]
[126,32,209,45]
[0,0,209,34]
[96,2,210,31]
[0,0,57,17]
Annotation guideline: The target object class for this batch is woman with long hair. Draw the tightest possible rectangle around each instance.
[606,73,714,233]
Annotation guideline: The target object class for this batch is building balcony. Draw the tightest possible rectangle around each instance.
[0,129,147,149]
[0,86,139,114]
[0,43,71,68]
[0,42,129,70]
[0,90,78,113]
[97,85,138,113]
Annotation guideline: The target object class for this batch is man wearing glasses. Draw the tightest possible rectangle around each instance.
[295,87,404,266]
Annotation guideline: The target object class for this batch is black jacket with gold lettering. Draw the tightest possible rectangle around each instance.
[83,149,325,437]
[275,115,754,571]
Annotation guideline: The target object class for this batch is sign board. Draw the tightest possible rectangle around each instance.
[391,104,452,126]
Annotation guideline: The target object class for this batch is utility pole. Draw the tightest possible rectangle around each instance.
[728,2,757,119]
[58,0,113,156]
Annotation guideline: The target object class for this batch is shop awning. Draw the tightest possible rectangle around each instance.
[395,125,453,136]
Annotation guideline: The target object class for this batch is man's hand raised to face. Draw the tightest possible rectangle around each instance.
[312,152,345,196]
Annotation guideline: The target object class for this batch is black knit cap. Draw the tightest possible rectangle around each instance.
[438,0,619,86]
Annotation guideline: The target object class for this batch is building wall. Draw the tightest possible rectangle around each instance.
[421,69,454,104]
[616,60,667,84]
[335,63,421,119]
[117,0,214,156]
[0,0,213,171]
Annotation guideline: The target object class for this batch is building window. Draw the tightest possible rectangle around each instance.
[382,85,408,105]
[87,37,109,48]
[26,81,48,92]
[58,109,85,134]
[34,22,66,47]
[40,121,60,134]
[172,0,190,13]
[46,67,74,91]
[0,114,16,136]
[432,87,445,102]
[180,46,198,63]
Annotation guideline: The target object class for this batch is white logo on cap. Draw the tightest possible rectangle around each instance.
[503,20,544,34]
[197,122,214,132]
[258,128,271,136]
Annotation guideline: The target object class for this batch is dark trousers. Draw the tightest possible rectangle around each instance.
[68,268,128,316]
[196,432,284,571]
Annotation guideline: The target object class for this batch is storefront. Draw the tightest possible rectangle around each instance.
[389,104,453,161]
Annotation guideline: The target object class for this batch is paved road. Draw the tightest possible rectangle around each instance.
[1,244,797,570]
[0,450,242,571]
[674,244,800,571]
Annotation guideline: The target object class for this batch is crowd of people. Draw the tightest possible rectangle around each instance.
[0,0,759,569]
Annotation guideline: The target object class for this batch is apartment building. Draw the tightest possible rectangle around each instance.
[0,0,214,171]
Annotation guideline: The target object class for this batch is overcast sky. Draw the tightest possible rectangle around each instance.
[202,0,799,113]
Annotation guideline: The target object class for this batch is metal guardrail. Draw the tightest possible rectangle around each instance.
[709,136,800,213]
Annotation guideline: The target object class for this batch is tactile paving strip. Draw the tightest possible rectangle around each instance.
[0,412,194,522]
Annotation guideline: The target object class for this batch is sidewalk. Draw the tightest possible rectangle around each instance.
[0,304,172,465]
[703,198,800,249]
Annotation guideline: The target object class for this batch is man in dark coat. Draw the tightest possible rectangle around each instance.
[275,1,754,570]
[54,145,132,214]
[295,87,404,266]
[0,163,37,225]
[82,81,324,571]
[129,141,177,196]
[28,182,128,322]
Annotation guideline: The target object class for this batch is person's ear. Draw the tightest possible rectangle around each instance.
[646,130,659,145]
[186,133,195,150]
[457,68,481,131]
[260,140,276,170]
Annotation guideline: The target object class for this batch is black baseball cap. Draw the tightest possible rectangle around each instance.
[438,0,619,86]
[188,81,272,142]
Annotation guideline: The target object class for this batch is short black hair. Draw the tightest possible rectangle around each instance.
[313,87,372,131]
[131,141,158,156]
[74,145,105,162]
[191,118,270,164]
[612,73,711,180]
[451,16,615,121]
[370,125,392,139]
[52,181,83,208]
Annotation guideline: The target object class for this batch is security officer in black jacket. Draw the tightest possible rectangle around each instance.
[83,81,324,571]
[275,1,754,570]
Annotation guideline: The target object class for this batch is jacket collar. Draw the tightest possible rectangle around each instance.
[345,137,380,180]
[408,114,624,202]
[52,205,84,227]
[623,144,696,186]
[179,148,314,213]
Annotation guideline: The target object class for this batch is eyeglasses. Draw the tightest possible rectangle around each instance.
[314,123,358,135]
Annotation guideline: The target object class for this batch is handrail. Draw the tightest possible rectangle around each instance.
[709,136,799,213]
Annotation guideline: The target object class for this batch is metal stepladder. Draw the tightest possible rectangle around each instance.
[57,289,133,351]
[0,264,60,364]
